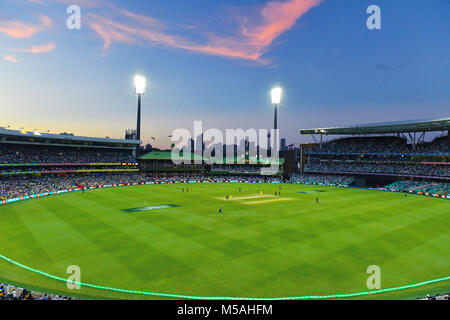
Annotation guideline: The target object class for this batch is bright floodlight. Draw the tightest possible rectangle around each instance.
[134,75,146,94]
[271,87,282,104]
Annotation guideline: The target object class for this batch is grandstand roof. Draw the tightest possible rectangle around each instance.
[0,127,141,149]
[299,117,450,135]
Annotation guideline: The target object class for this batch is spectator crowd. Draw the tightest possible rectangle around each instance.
[0,172,144,200]
[0,282,73,300]
[290,174,354,186]
[304,162,450,177]
[306,135,449,155]
[385,180,450,196]
[0,145,134,164]
[212,164,270,173]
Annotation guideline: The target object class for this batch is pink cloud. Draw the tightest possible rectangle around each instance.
[38,14,54,28]
[87,14,262,62]
[202,0,322,61]
[121,10,166,29]
[11,42,56,53]
[0,20,37,38]
[86,0,322,64]
[243,0,322,47]
[0,15,53,38]
[3,55,20,63]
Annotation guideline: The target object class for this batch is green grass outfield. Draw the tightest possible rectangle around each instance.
[0,183,448,300]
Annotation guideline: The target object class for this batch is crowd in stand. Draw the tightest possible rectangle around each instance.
[308,137,408,153]
[291,173,449,196]
[212,175,281,182]
[305,162,450,177]
[416,135,449,153]
[307,136,449,154]
[142,161,203,169]
[0,283,73,300]
[419,293,450,300]
[212,164,268,173]
[149,175,282,183]
[290,173,354,186]
[0,145,134,164]
[0,172,144,200]
[1,166,138,175]
[385,180,450,195]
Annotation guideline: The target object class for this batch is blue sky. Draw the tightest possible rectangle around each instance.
[0,0,449,148]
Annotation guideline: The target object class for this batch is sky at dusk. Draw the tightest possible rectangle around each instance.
[0,0,449,149]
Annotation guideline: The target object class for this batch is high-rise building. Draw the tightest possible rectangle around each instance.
[125,129,137,140]
[281,138,286,151]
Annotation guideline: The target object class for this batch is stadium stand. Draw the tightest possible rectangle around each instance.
[0,145,134,163]
[304,161,450,177]
[299,118,449,198]
[290,173,354,186]
[0,172,142,200]
[0,129,141,201]
[138,150,285,179]
[0,135,282,201]
[0,282,74,300]
[384,180,450,196]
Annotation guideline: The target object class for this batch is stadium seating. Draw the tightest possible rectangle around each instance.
[384,180,450,196]
[0,145,134,164]
[290,174,354,186]
[306,135,449,155]
[304,135,449,180]
[304,162,450,177]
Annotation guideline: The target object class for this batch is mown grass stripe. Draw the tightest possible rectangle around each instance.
[0,253,448,300]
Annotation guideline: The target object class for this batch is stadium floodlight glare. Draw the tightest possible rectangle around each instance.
[270,86,282,153]
[134,74,147,155]
[271,87,282,105]
[134,75,146,95]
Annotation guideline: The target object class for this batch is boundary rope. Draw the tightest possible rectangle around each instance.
[1,254,448,300]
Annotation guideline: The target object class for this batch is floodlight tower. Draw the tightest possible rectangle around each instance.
[271,87,282,131]
[134,75,146,152]
[270,87,282,154]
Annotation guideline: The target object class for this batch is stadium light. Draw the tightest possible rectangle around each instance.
[269,87,282,155]
[134,75,146,95]
[271,87,282,105]
[271,87,282,132]
[134,75,147,156]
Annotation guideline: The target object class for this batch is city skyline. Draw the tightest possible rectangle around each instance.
[1,0,449,149]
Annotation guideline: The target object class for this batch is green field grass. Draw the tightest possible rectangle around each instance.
[0,183,448,300]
